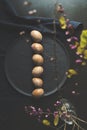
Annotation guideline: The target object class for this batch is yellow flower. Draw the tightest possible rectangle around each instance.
[53,114,59,126]
[67,69,77,78]
[80,30,87,48]
[42,119,50,126]
[83,50,87,59]
[77,46,84,54]
[81,30,87,39]
[59,16,67,29]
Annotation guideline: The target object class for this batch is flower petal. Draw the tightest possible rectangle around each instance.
[53,114,59,126]
[42,119,50,126]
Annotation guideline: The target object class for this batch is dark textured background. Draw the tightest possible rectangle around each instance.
[0,0,87,130]
[9,0,87,28]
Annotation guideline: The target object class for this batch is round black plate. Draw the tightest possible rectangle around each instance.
[5,34,69,96]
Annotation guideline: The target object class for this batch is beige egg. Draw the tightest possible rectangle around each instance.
[30,30,42,42]
[32,66,44,77]
[32,88,44,97]
[31,43,44,53]
[32,78,43,87]
[32,54,44,65]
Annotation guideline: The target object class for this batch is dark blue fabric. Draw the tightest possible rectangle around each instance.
[0,0,83,34]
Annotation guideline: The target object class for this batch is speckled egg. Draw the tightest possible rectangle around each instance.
[32,66,44,77]
[32,78,43,87]
[31,43,44,53]
[30,30,42,42]
[32,88,44,97]
[32,54,44,65]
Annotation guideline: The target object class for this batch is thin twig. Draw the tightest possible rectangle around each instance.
[48,123,65,130]
[64,123,66,130]
[72,118,85,130]
[72,124,75,130]
[56,123,65,130]
[71,115,87,124]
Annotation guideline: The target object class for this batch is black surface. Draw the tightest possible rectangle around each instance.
[8,0,87,28]
[0,0,87,130]
[5,34,69,96]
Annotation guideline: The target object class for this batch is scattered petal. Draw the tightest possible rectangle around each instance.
[56,101,61,105]
[50,57,55,61]
[80,55,83,58]
[72,91,76,94]
[46,108,51,113]
[65,31,69,35]
[69,44,77,49]
[28,9,37,15]
[75,59,82,63]
[19,31,25,35]
[67,74,72,78]
[71,36,78,41]
[45,115,49,118]
[26,39,30,43]
[28,10,34,15]
[81,61,86,66]
[66,19,70,24]
[68,69,77,75]
[24,1,28,5]
[33,9,37,13]
[54,111,58,117]
[54,103,58,107]
[24,1,32,6]
[67,24,73,30]
[66,69,77,78]
[53,114,59,126]
[67,38,72,42]
[55,3,64,13]
[75,82,78,86]
[42,119,50,126]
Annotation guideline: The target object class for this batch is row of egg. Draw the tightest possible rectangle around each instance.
[30,30,45,97]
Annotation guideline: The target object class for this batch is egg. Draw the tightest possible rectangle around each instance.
[32,88,44,97]
[30,30,42,42]
[32,54,44,65]
[32,66,44,77]
[31,43,44,53]
[32,78,43,87]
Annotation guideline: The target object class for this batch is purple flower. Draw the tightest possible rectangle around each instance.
[67,24,73,29]
[75,59,82,63]
[69,44,77,49]
[45,115,49,118]
[56,101,61,105]
[66,19,70,24]
[67,38,72,42]
[65,31,70,35]
[46,108,51,113]
[54,103,58,107]
[38,108,43,115]
[53,111,59,117]
[71,36,78,41]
